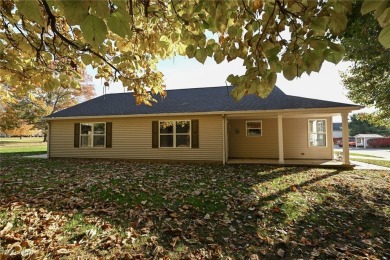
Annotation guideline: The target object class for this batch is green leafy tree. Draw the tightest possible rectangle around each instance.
[0,0,389,105]
[349,114,390,136]
[0,72,95,141]
[341,0,390,126]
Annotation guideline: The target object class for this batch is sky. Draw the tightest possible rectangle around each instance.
[93,56,352,103]
[90,56,364,122]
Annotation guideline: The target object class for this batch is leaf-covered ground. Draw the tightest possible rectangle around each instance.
[1,153,389,259]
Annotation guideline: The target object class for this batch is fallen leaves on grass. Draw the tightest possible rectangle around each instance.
[1,157,389,258]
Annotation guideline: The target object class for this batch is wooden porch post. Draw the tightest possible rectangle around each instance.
[341,112,350,165]
[47,121,50,159]
[222,115,226,165]
[225,117,228,163]
[278,115,284,163]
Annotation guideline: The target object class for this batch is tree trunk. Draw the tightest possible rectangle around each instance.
[43,133,47,142]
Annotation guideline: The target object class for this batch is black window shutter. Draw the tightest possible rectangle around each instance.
[74,123,80,148]
[106,122,112,148]
[152,121,158,148]
[191,119,199,148]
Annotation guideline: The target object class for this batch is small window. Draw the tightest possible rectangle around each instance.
[246,121,262,136]
[308,119,327,147]
[80,123,105,148]
[159,120,191,148]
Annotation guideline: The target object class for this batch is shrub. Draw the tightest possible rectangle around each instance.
[367,138,390,148]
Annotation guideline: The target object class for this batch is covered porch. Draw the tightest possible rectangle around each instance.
[221,108,354,167]
[227,158,353,169]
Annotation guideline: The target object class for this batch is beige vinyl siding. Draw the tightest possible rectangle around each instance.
[49,115,223,162]
[228,117,333,160]
[228,119,278,158]
[283,117,333,159]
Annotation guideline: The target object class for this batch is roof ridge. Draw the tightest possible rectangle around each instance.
[102,85,235,96]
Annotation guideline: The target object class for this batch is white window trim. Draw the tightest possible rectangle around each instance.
[308,119,327,147]
[159,120,191,148]
[80,122,106,148]
[246,120,262,137]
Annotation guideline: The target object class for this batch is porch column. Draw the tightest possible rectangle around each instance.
[222,115,226,165]
[47,121,50,159]
[330,117,335,159]
[278,115,284,163]
[341,112,350,165]
[224,117,228,163]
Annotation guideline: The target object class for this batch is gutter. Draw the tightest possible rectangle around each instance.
[44,106,363,121]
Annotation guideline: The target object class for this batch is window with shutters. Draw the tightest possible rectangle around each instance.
[80,123,106,148]
[159,120,191,148]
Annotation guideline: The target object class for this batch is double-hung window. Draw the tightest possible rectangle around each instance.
[308,119,327,147]
[159,120,191,147]
[80,123,106,147]
[246,121,262,136]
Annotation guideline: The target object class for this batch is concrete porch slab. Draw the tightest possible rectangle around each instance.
[226,158,353,169]
[24,154,48,159]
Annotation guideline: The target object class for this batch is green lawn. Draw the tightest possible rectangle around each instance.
[349,152,383,158]
[352,158,390,168]
[1,144,389,259]
[0,137,47,154]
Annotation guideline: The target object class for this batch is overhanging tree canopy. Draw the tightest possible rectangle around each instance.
[341,0,390,126]
[0,0,389,105]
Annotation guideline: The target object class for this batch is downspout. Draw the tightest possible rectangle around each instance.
[47,121,51,159]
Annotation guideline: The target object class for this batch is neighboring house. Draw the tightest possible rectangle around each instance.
[332,122,342,145]
[45,86,361,165]
[355,134,383,148]
[333,123,342,138]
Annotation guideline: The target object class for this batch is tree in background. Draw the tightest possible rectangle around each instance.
[0,0,389,106]
[0,103,35,138]
[349,114,390,137]
[0,72,95,141]
[341,1,390,127]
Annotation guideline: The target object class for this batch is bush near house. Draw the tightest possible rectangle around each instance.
[367,137,390,148]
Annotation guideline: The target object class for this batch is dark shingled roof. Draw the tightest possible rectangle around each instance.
[46,86,360,118]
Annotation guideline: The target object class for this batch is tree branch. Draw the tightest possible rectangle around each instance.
[170,0,188,25]
[40,0,130,80]
[36,27,45,62]
[241,0,256,19]
[13,22,39,51]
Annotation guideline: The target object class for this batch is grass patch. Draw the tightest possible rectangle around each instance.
[64,213,102,242]
[0,137,45,144]
[352,158,390,168]
[1,148,389,258]
[349,152,383,158]
[0,137,46,154]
